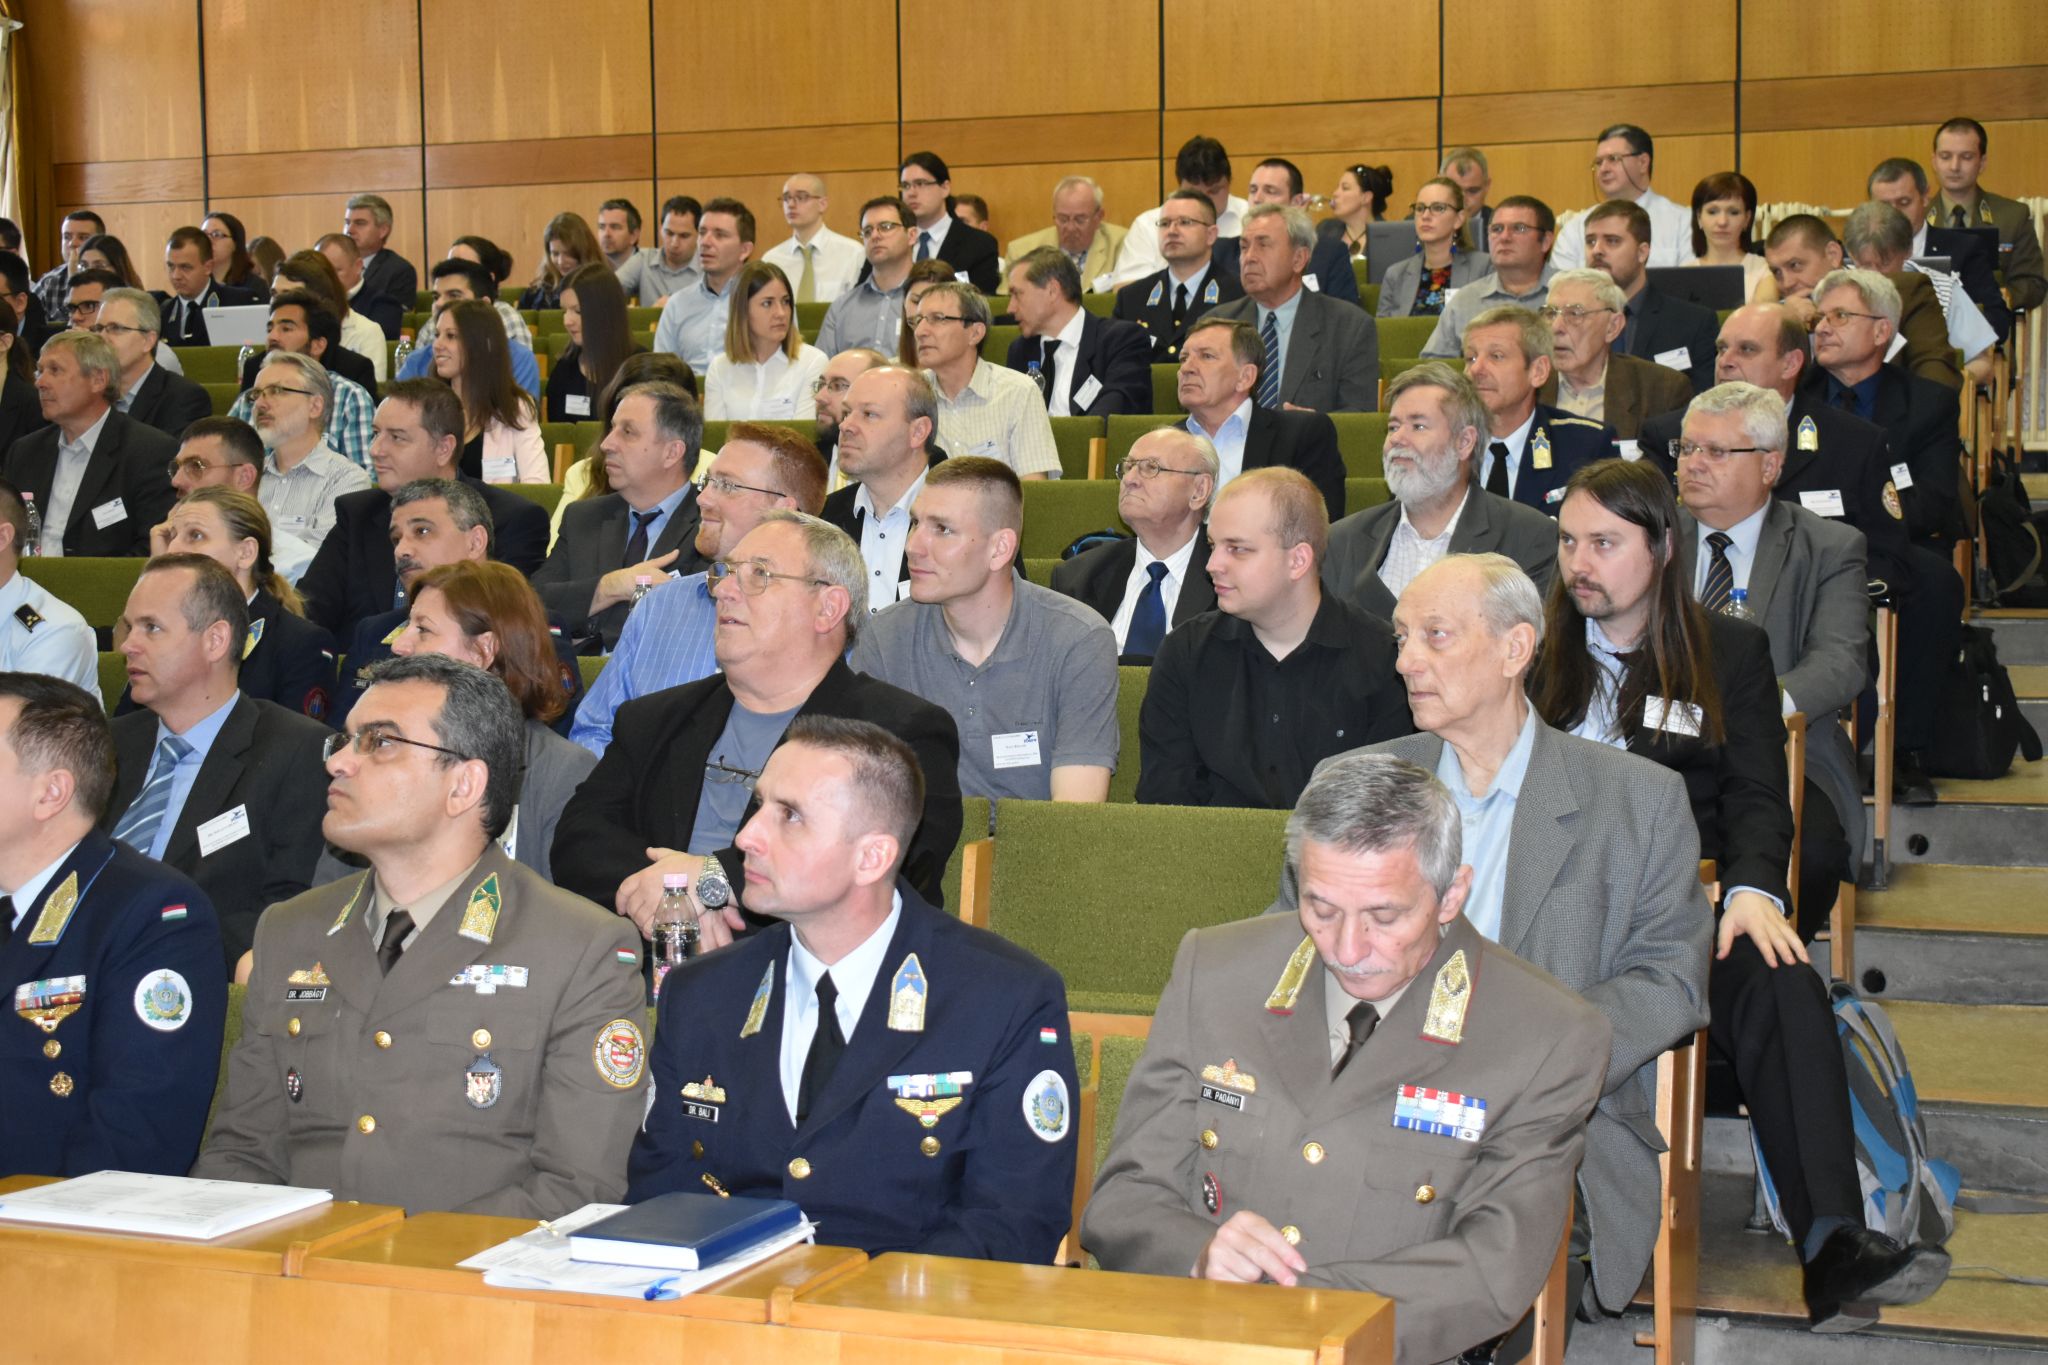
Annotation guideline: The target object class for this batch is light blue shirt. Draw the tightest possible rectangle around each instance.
[569,571,720,756]
[624,482,696,560]
[1258,287,1307,395]
[1187,397,1254,488]
[654,273,737,375]
[1434,706,1539,944]
[141,693,239,861]
[396,339,541,401]
[1693,500,1770,598]
[1572,617,1631,747]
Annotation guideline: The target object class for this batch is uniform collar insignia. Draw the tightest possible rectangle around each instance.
[1422,948,1475,1045]
[740,962,774,1038]
[24,872,79,946]
[1264,935,1317,1014]
[244,616,265,660]
[327,874,370,935]
[886,953,927,1032]
[457,872,502,943]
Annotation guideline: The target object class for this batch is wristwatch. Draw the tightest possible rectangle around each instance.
[695,857,733,910]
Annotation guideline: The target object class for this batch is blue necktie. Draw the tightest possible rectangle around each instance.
[1699,531,1735,612]
[113,733,194,856]
[1257,311,1282,409]
[623,508,659,567]
[1124,561,1169,659]
[916,231,932,263]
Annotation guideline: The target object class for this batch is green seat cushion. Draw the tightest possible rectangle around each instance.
[1329,412,1388,479]
[1374,314,1440,360]
[1050,416,1105,479]
[1019,482,1123,559]
[1345,477,1391,516]
[1109,665,1146,804]
[21,557,145,629]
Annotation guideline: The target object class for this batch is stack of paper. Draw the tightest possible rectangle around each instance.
[0,1171,332,1240]
[458,1202,816,1300]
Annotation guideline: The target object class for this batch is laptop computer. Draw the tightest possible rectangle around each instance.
[1645,265,1746,312]
[201,304,269,348]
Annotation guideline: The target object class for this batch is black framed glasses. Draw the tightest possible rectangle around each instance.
[247,384,315,402]
[1671,440,1769,462]
[321,728,470,764]
[88,322,150,337]
[1816,308,1884,327]
[910,312,966,328]
[701,473,787,500]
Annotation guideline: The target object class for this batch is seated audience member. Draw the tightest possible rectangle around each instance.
[595,197,641,271]
[1204,205,1376,412]
[953,194,992,236]
[194,653,645,1216]
[203,211,268,303]
[1376,176,1491,318]
[1321,161,1392,260]
[705,262,829,421]
[1686,171,1776,303]
[1004,247,1152,416]
[246,235,286,285]
[1110,135,1248,288]
[1844,203,1997,386]
[1421,196,1557,358]
[0,672,226,1178]
[1212,159,1360,307]
[153,224,256,346]
[617,195,704,308]
[822,365,947,609]
[1176,318,1344,521]
[1462,304,1619,512]
[94,288,210,437]
[4,329,176,556]
[1087,752,1610,1365]
[812,346,887,470]
[893,260,957,366]
[655,197,756,375]
[914,282,1061,480]
[817,197,917,358]
[545,261,643,424]
[447,237,531,341]
[0,251,50,358]
[297,380,548,637]
[1324,362,1558,621]
[1550,123,1694,272]
[168,416,318,581]
[32,209,101,322]
[1139,467,1409,808]
[1536,457,1947,1327]
[243,351,373,547]
[256,251,380,392]
[143,487,338,721]
[1007,176,1127,292]
[103,555,330,969]
[517,211,600,312]
[1582,199,1718,391]
[342,192,417,339]
[432,299,546,482]
[79,233,146,289]
[0,478,99,700]
[1928,115,2046,312]
[551,512,962,937]
[1441,147,1494,244]
[311,234,393,379]
[762,174,864,304]
[1112,189,1244,362]
[225,293,377,466]
[549,350,698,545]
[1052,427,1218,662]
[396,257,542,399]
[1868,156,2013,338]
[627,716,1077,1263]
[852,457,1118,801]
[569,427,827,755]
[896,151,1001,293]
[0,300,50,453]
[534,380,709,651]
[1763,214,1959,391]
[1535,269,1693,441]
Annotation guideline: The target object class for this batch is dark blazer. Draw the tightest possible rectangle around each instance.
[102,695,331,971]
[1002,311,1154,416]
[1237,404,1347,523]
[356,250,419,340]
[1204,288,1380,413]
[118,589,339,725]
[1802,364,1964,548]
[1485,403,1620,515]
[820,446,948,594]
[551,658,963,913]
[1924,224,2014,339]
[1050,526,1215,660]
[0,829,226,1178]
[238,342,376,398]
[533,487,708,649]
[1216,231,1362,306]
[1322,485,1560,621]
[896,215,1002,294]
[297,476,551,637]
[1622,285,1718,393]
[1113,262,1244,361]
[0,371,49,453]
[1538,352,1691,443]
[627,883,1078,1262]
[2,408,177,556]
[151,281,257,346]
[124,364,214,439]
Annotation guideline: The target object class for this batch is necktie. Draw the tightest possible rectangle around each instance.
[1951,206,1968,229]
[1332,1000,1379,1078]
[623,508,659,568]
[1700,530,1735,612]
[1485,440,1511,498]
[1035,339,1061,406]
[916,231,932,263]
[1124,561,1169,659]
[1257,311,1282,408]
[1172,282,1189,329]
[112,733,194,854]
[377,909,415,976]
[797,973,846,1123]
[0,895,14,949]
[795,244,817,305]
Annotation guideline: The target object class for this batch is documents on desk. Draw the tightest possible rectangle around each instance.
[0,1170,331,1240]
[458,1201,818,1299]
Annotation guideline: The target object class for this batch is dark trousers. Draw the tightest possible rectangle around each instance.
[1797,777,1852,941]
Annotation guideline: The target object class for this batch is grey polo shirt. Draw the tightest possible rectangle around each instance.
[849,579,1120,800]
[816,274,909,357]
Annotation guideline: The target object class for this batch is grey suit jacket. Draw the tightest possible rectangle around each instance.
[1375,251,1494,317]
[1321,486,1559,621]
[518,720,597,880]
[1207,288,1380,413]
[1678,500,1869,860]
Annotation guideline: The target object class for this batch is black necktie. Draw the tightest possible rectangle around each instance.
[1332,1001,1379,1078]
[0,895,14,949]
[1951,206,1968,229]
[1485,440,1511,498]
[623,508,659,568]
[377,909,414,976]
[1172,282,1189,328]
[1035,339,1061,405]
[797,973,846,1123]
[1700,531,1735,612]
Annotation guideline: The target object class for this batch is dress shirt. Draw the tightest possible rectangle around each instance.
[1552,187,1693,271]
[1434,705,1538,943]
[1187,398,1254,490]
[815,275,909,357]
[41,408,111,556]
[654,274,739,374]
[778,892,903,1124]
[136,692,240,861]
[621,481,694,563]
[929,359,1062,479]
[761,227,864,305]
[616,250,702,308]
[1256,287,1307,396]
[259,442,373,546]
[341,311,389,382]
[1822,371,1883,424]
[116,365,157,413]
[1421,267,1556,359]
[853,467,931,612]
[704,344,829,421]
[1109,530,1200,650]
[5,843,79,926]
[367,855,483,954]
[1481,409,1538,500]
[913,216,955,268]
[0,570,100,702]
[1039,307,1089,416]
[1556,358,1609,422]
[1378,488,1470,601]
[230,373,378,469]
[1112,195,1250,288]
[568,571,720,756]
[1691,500,1769,600]
[1325,967,1413,1066]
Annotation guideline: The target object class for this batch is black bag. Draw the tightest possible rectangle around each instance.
[1925,624,2044,779]
[1976,445,2047,605]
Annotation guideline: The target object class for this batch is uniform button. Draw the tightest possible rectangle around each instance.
[373,1031,392,1049]
[471,1028,492,1050]
[287,1017,302,1037]
[1302,1141,1325,1165]
[788,1157,812,1180]
[357,1114,377,1135]
[49,1071,74,1097]
[1415,1184,1436,1205]
[691,1140,704,1159]
[1199,1128,1218,1150]
[920,1136,941,1158]
[42,1039,60,1059]
[1280,1224,1301,1246]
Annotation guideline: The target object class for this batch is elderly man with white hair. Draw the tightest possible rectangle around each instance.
[1535,267,1693,440]
[1007,176,1128,292]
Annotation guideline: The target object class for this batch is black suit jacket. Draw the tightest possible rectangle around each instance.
[1002,311,1154,416]
[1924,224,2014,339]
[0,372,49,454]
[532,488,708,648]
[1215,232,1363,306]
[1623,286,1718,393]
[151,282,257,346]
[1805,365,1964,548]
[1,409,177,555]
[356,250,419,340]
[101,694,331,969]
[1237,404,1346,523]
[550,658,964,913]
[238,343,376,397]
[16,304,54,360]
[296,476,551,637]
[125,364,214,439]
[820,447,949,594]
[866,215,1001,294]
[1113,263,1244,361]
[1049,527,1215,661]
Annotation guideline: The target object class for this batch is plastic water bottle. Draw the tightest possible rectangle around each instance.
[1719,587,1758,623]
[235,344,258,372]
[20,491,40,556]
[631,574,656,606]
[650,873,699,999]
[392,335,414,371]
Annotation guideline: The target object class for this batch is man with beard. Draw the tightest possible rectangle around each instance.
[245,351,370,554]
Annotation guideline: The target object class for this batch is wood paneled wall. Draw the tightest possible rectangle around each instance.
[21,0,2048,287]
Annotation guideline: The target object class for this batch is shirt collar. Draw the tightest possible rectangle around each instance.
[156,690,238,747]
[61,407,112,455]
[1699,498,1770,561]
[123,364,156,401]
[1558,355,1609,398]
[4,840,82,913]
[631,479,695,521]
[372,853,486,945]
[1437,703,1539,802]
[1824,368,1882,413]
[266,441,348,477]
[1261,284,1305,330]
[1135,526,1202,580]
[1325,965,1415,1040]
[853,463,930,523]
[1190,396,1254,441]
[787,889,905,1033]
[1396,486,1469,542]
[1499,407,1537,458]
[1052,306,1087,352]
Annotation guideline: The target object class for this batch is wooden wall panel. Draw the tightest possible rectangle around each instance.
[1163,1,1438,106]
[1740,0,2048,80]
[1480,135,1736,231]
[201,0,421,155]
[1442,0,1735,94]
[946,161,1161,259]
[28,0,202,164]
[1742,68,2048,134]
[656,172,905,245]
[425,182,650,291]
[656,122,901,238]
[1741,122,2048,212]
[421,0,649,144]
[651,0,896,134]
[203,192,426,278]
[899,0,1157,121]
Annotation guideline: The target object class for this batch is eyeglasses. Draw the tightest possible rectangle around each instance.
[1590,152,1643,169]
[204,228,233,241]
[1671,440,1769,462]
[909,312,966,329]
[64,301,101,318]
[898,178,941,192]
[1410,202,1459,217]
[248,384,314,402]
[779,192,818,206]
[88,322,149,337]
[859,223,905,240]
[1157,216,1212,231]
[704,757,760,789]
[321,727,470,764]
[1537,304,1616,322]
[707,557,830,595]
[168,456,233,479]
[701,473,787,500]
[1114,457,1205,481]
[1816,308,1884,327]
[812,376,855,395]
[1053,214,1098,229]
[1488,222,1541,239]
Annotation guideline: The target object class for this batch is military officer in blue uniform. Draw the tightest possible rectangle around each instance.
[1464,304,1622,518]
[1112,189,1245,363]
[628,716,1078,1264]
[0,673,227,1177]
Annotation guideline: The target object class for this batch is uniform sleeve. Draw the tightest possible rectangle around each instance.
[2003,208,2048,312]
[26,615,103,708]
[188,907,292,1184]
[1046,616,1120,775]
[275,627,340,725]
[624,961,700,1201]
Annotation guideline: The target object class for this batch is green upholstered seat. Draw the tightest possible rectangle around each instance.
[493,482,564,515]
[203,982,248,1142]
[168,345,245,385]
[700,419,822,457]
[980,323,1020,364]
[532,309,566,336]
[1109,666,1147,804]
[96,652,127,712]
[540,421,603,460]
[577,655,607,693]
[1345,477,1391,516]
[205,382,239,416]
[1382,354,1463,387]
[1360,282,1380,314]
[627,307,663,332]
[1081,294,1115,318]
[1022,557,1061,588]
[1329,412,1388,479]
[1150,364,1183,414]
[21,557,145,628]
[1105,414,1186,465]
[1374,314,1439,360]
[939,797,993,913]
[1020,481,1123,559]
[1096,1033,1149,1169]
[1050,416,1105,479]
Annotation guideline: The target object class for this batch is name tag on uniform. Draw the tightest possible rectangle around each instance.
[196,804,251,857]
[285,986,328,1003]
[682,1099,720,1122]
[991,731,1042,769]
[1072,375,1103,409]
[1653,346,1691,372]
[1891,461,1915,490]
[1199,1084,1246,1110]
[92,498,127,530]
[1799,488,1846,517]
[564,394,591,417]
[1645,696,1704,737]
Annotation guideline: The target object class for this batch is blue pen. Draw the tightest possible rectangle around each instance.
[643,1275,683,1301]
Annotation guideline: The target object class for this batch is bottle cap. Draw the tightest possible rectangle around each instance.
[662,873,689,889]
[636,574,656,585]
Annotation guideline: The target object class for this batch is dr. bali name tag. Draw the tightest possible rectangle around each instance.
[196,804,251,857]
[1645,696,1704,737]
[92,498,128,530]
[1799,488,1846,518]
[991,731,1042,769]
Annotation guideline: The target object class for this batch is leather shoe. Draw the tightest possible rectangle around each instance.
[1803,1225,1952,1331]
[1892,750,1938,806]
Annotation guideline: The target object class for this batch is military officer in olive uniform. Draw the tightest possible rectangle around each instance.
[1084,755,1610,1365]
[193,654,646,1217]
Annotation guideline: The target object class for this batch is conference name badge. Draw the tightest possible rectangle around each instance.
[196,804,251,857]
[1890,461,1915,491]
[1798,489,1846,518]
[1645,697,1704,737]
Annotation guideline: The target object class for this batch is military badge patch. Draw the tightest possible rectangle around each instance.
[1022,1068,1069,1142]
[133,969,193,1032]
[593,1018,646,1088]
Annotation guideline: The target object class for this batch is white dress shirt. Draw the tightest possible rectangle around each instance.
[913,216,955,271]
[41,408,111,556]
[1187,397,1254,491]
[1109,529,1201,651]
[761,227,865,305]
[1038,306,1088,417]
[1552,186,1694,271]
[704,344,829,421]
[779,893,903,1124]
[853,466,930,611]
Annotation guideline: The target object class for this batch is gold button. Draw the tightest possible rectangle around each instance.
[471,1028,492,1050]
[1280,1224,1301,1246]
[1415,1184,1436,1205]
[1302,1141,1325,1165]
[373,1031,392,1049]
[920,1136,941,1158]
[691,1140,704,1159]
[42,1039,60,1059]
[357,1114,377,1135]
[1199,1128,1218,1150]
[287,1017,302,1037]
[49,1071,74,1097]
[788,1157,811,1180]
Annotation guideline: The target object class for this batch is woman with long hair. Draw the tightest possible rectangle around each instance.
[78,233,144,287]
[1376,176,1493,317]
[704,261,826,420]
[203,212,268,300]
[518,212,601,311]
[546,262,643,423]
[1687,171,1777,303]
[551,351,698,545]
[1321,163,1394,259]
[432,298,546,482]
[0,300,46,452]
[246,235,286,283]
[448,235,534,348]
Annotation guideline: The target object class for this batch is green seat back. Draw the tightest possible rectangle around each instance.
[980,324,1020,364]
[519,310,542,332]
[1329,413,1388,479]
[796,301,831,337]
[1050,416,1104,479]
[1109,665,1147,804]
[627,307,663,331]
[540,421,597,459]
[984,800,1290,1013]
[493,482,564,515]
[1360,282,1380,314]
[1081,293,1115,318]
[1150,364,1183,413]
[1345,477,1392,516]
[169,346,244,384]
[401,311,430,338]
[540,332,574,361]
[205,382,239,416]
[577,656,607,693]
[938,796,993,913]
[97,651,127,712]
[701,419,820,453]
[1374,314,1439,360]
[1097,1033,1149,1168]
[1105,413,1186,465]
[414,289,434,312]
[21,557,145,628]
[203,982,247,1142]
[1022,557,1060,588]
[532,309,566,335]
[1382,354,1463,386]
[1072,1030,1096,1089]
[1020,481,1123,559]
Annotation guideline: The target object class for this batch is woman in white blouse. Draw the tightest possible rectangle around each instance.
[704,262,827,421]
[432,299,547,482]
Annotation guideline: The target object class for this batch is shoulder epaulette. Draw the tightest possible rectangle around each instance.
[1548,415,1607,430]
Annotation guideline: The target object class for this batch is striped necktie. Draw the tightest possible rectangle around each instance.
[1257,311,1282,408]
[1699,531,1735,612]
[113,733,194,854]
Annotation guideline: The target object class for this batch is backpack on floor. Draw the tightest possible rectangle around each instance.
[1925,625,2044,781]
